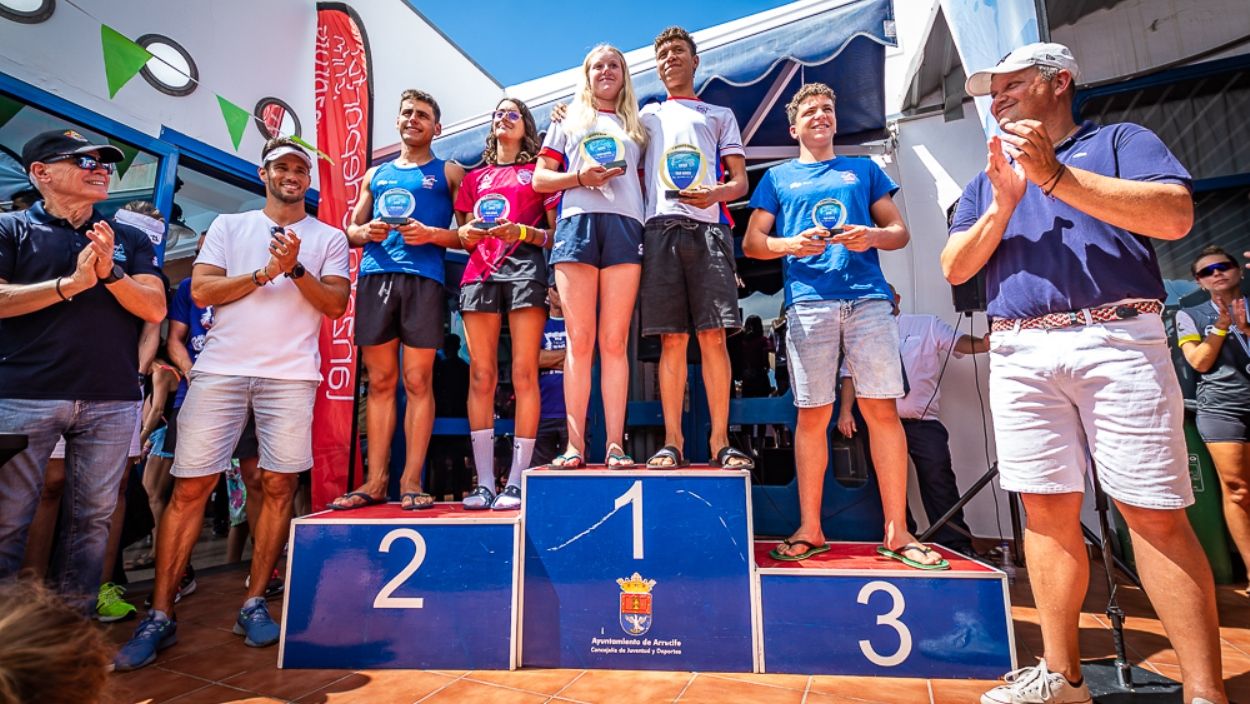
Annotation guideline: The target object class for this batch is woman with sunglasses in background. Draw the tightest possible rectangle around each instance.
[532,44,646,470]
[454,98,558,510]
[1176,245,1250,571]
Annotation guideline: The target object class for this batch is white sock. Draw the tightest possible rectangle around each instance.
[508,437,536,487]
[471,429,495,490]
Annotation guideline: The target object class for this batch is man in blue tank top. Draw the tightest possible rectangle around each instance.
[330,90,464,511]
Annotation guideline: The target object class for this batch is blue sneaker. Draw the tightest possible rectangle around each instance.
[114,612,177,671]
[233,598,280,647]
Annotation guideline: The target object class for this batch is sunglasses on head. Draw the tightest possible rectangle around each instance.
[44,154,115,174]
[493,109,522,123]
[1196,261,1237,278]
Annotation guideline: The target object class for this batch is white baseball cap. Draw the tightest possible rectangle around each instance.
[965,42,1080,97]
[262,144,313,168]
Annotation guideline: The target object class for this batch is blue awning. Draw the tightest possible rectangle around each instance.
[431,0,895,167]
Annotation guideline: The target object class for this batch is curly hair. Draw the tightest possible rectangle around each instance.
[0,580,111,704]
[785,83,836,126]
[482,97,541,166]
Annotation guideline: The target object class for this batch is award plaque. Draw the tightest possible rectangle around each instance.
[473,193,511,226]
[660,144,707,199]
[810,198,847,236]
[581,132,627,171]
[378,188,416,225]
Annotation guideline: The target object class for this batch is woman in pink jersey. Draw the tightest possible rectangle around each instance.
[455,97,558,510]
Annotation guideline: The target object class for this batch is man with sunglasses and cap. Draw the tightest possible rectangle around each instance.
[0,129,166,613]
[116,137,349,671]
[944,43,1227,704]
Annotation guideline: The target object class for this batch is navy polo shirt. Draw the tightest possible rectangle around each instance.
[0,201,162,400]
[951,121,1191,320]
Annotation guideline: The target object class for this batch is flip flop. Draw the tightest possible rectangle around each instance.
[606,444,636,470]
[646,445,689,469]
[400,492,434,510]
[546,451,585,470]
[327,491,385,511]
[877,543,951,570]
[769,539,831,562]
[711,445,755,470]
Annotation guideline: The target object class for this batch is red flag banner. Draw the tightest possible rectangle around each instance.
[311,6,370,509]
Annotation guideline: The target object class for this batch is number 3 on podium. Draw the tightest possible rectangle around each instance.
[614,480,643,560]
[857,580,912,667]
[373,528,427,609]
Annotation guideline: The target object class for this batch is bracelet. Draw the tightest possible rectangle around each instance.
[576,171,584,187]
[519,224,528,242]
[1042,164,1067,196]
[54,277,68,301]
[1212,327,1230,337]
[251,269,265,287]
[538,229,548,247]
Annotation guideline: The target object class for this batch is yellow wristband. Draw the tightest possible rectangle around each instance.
[1212,327,1229,337]
[519,224,528,242]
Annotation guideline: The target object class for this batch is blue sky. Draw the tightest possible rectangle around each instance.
[412,1,792,86]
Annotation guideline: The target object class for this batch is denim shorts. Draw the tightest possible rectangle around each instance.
[786,298,903,407]
[550,213,644,268]
[171,372,319,477]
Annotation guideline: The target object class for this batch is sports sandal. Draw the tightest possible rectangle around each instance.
[546,451,585,470]
[606,443,635,469]
[646,445,689,469]
[769,539,831,562]
[327,491,385,511]
[400,492,434,510]
[877,543,950,570]
[462,485,495,510]
[711,445,755,470]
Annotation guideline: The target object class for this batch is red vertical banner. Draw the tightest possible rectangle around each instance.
[311,6,370,509]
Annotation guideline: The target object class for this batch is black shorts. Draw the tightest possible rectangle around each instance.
[460,278,547,314]
[165,405,259,460]
[639,216,741,336]
[355,273,445,349]
[1196,409,1250,444]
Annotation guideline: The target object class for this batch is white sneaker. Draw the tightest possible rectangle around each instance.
[491,485,521,510]
[981,659,1091,704]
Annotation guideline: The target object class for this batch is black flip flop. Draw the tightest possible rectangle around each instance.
[711,445,756,470]
[327,491,385,511]
[646,445,689,469]
[400,492,435,510]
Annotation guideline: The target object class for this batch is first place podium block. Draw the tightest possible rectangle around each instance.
[757,542,1015,678]
[521,468,758,672]
[279,504,520,670]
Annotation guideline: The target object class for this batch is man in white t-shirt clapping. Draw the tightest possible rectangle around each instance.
[116,138,350,671]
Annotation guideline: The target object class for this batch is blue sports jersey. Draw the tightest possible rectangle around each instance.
[360,159,453,283]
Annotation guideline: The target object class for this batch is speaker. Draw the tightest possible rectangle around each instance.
[951,269,988,314]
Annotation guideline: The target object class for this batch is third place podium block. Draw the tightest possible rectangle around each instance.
[521,468,758,672]
[756,542,1015,678]
[279,504,520,670]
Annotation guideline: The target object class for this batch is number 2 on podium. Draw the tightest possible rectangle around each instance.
[614,480,644,559]
[373,528,427,609]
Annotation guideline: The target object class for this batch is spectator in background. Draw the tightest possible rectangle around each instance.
[8,188,37,212]
[533,286,569,467]
[0,580,110,704]
[736,315,774,398]
[0,129,165,614]
[770,305,790,397]
[428,334,472,498]
[1176,246,1250,573]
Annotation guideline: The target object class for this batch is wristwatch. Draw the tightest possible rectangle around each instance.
[288,263,306,280]
[102,263,125,284]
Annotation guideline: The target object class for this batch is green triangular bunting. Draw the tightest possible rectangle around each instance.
[289,134,334,165]
[216,96,250,151]
[100,25,151,98]
[0,95,23,129]
[108,139,140,180]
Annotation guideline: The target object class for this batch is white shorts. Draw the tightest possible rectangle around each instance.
[989,313,1193,509]
[50,401,143,460]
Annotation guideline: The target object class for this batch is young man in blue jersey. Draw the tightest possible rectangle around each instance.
[330,90,464,511]
[744,83,944,569]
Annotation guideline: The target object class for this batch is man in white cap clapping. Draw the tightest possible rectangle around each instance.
[945,43,1227,704]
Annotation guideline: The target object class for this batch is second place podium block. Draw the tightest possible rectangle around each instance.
[520,468,758,672]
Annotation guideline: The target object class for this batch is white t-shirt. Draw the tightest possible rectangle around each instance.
[640,97,744,224]
[540,112,645,224]
[838,314,964,421]
[192,210,350,382]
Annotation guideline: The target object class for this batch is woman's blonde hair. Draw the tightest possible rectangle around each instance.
[0,580,111,704]
[564,44,646,147]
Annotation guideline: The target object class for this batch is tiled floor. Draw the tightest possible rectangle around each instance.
[106,559,1250,704]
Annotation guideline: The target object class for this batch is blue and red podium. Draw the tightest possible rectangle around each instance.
[278,466,1015,678]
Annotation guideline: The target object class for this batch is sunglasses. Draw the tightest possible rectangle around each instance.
[1196,261,1237,279]
[493,109,522,123]
[45,154,115,174]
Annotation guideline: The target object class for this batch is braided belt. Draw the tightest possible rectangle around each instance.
[990,300,1163,333]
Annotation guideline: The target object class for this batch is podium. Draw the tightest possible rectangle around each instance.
[279,504,520,670]
[520,467,758,672]
[756,542,1015,678]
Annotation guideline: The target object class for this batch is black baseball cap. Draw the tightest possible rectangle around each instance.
[21,128,125,171]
